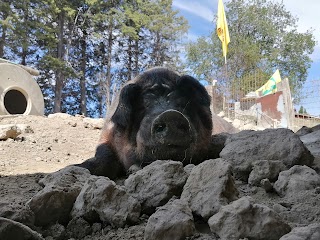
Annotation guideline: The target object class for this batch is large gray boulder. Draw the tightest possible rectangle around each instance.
[124,160,187,214]
[279,223,320,240]
[0,217,44,240]
[208,196,291,240]
[27,166,91,226]
[274,165,320,197]
[220,128,314,180]
[144,199,195,240]
[181,158,238,220]
[72,176,141,227]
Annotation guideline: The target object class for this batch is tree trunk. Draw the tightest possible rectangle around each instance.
[80,30,87,116]
[54,71,63,113]
[127,37,133,81]
[98,72,104,117]
[134,38,139,77]
[154,31,161,65]
[21,3,29,65]
[54,11,65,113]
[105,21,113,111]
[0,7,8,58]
[0,27,6,58]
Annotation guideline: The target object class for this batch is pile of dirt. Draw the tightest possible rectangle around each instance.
[1,114,320,240]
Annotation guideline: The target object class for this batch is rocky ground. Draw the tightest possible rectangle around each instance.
[1,114,320,240]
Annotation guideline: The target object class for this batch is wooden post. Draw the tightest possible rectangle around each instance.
[277,78,294,130]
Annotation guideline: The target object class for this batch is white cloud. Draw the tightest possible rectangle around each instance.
[172,0,215,22]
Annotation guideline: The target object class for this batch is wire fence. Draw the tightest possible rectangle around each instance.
[210,72,320,132]
[293,79,320,131]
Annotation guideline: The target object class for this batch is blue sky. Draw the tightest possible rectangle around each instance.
[172,0,320,115]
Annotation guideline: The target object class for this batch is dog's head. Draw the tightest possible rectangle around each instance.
[106,67,212,166]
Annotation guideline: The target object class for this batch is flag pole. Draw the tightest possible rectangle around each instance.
[224,59,228,117]
[217,0,230,114]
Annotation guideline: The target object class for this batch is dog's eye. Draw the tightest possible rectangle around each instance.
[167,92,174,97]
[143,91,157,102]
[144,91,156,97]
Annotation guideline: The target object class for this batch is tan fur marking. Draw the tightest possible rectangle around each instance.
[99,122,115,144]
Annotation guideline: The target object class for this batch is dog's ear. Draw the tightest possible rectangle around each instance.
[111,83,141,129]
[178,75,211,107]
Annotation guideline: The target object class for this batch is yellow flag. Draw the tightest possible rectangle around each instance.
[255,69,282,96]
[217,0,230,63]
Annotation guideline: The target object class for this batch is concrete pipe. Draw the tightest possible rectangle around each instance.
[0,63,44,115]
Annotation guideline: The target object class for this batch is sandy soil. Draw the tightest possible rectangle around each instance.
[0,114,98,175]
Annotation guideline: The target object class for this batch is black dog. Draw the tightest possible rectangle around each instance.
[77,67,214,179]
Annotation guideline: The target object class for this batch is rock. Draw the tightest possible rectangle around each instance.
[43,223,65,240]
[71,176,141,227]
[91,222,102,233]
[274,165,320,197]
[273,203,288,213]
[47,113,73,119]
[208,133,230,159]
[67,121,77,127]
[208,196,291,240]
[127,164,142,175]
[313,156,320,174]
[82,117,104,129]
[311,124,320,132]
[66,217,91,239]
[38,166,91,187]
[248,160,285,186]
[260,178,273,192]
[279,223,320,240]
[27,166,91,226]
[296,126,313,136]
[184,164,195,176]
[0,204,35,227]
[144,199,195,240]
[0,217,44,240]
[124,160,187,214]
[297,124,320,137]
[300,129,320,158]
[312,124,320,132]
[181,159,239,220]
[220,128,314,180]
[0,124,22,140]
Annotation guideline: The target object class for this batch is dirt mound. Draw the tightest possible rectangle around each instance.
[1,114,320,240]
